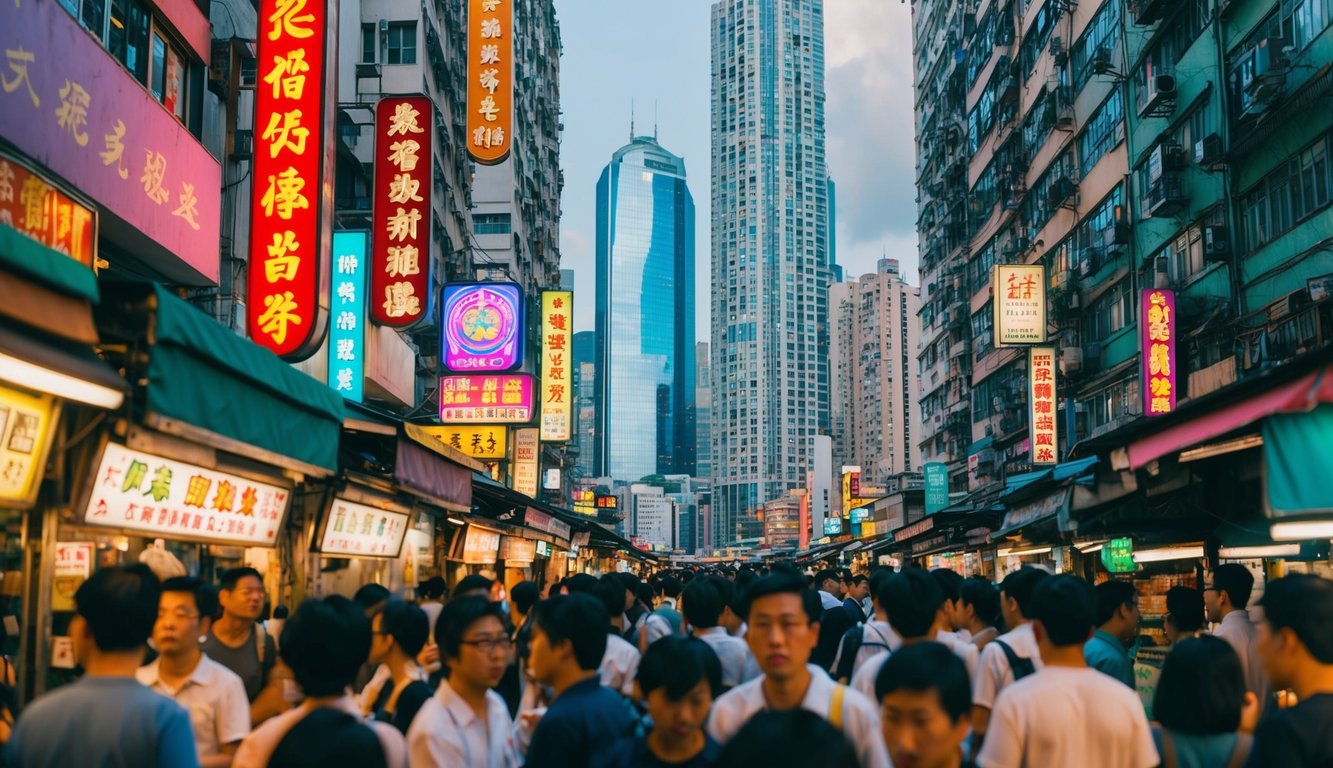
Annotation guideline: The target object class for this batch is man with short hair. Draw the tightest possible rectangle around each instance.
[976,575,1157,768]
[203,567,289,726]
[612,636,724,767]
[1083,580,1139,687]
[594,578,641,697]
[452,574,494,601]
[811,568,857,672]
[876,642,973,768]
[831,569,903,684]
[6,565,200,768]
[959,577,1001,650]
[843,574,870,623]
[1163,585,1205,645]
[971,566,1049,746]
[1207,563,1269,703]
[138,576,251,767]
[683,578,758,690]
[639,575,685,651]
[416,577,448,637]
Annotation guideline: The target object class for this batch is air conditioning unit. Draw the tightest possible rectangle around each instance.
[1060,345,1083,373]
[1047,175,1076,208]
[1194,133,1224,166]
[1203,224,1229,262]
[1067,291,1082,310]
[1051,37,1067,66]
[1140,73,1177,116]
[1162,141,1189,169]
[1090,46,1114,75]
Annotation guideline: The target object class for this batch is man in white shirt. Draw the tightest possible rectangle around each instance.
[684,578,759,690]
[851,567,972,701]
[708,572,890,768]
[972,566,1049,748]
[977,575,1158,768]
[1206,563,1270,705]
[138,577,250,767]
[639,576,684,652]
[595,579,641,697]
[831,570,903,684]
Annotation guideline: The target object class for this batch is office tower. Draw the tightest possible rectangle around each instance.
[694,341,712,481]
[572,330,596,481]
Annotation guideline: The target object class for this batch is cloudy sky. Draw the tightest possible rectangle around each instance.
[553,0,918,340]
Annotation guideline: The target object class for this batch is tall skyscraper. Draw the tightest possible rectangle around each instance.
[710,0,830,542]
[594,136,697,482]
[694,341,713,481]
[571,330,596,482]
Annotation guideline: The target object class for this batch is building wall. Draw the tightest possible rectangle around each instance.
[695,341,713,480]
[630,484,674,550]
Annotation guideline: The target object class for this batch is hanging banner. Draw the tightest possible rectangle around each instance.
[500,536,536,563]
[467,0,512,164]
[439,374,535,423]
[924,462,949,515]
[1030,347,1058,465]
[371,96,431,327]
[541,291,572,441]
[512,428,539,497]
[1142,289,1177,417]
[0,384,58,508]
[414,425,508,460]
[0,150,96,269]
[247,0,336,358]
[317,498,411,559]
[441,283,524,371]
[328,232,367,401]
[994,264,1047,345]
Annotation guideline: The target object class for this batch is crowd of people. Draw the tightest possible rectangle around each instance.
[1,559,1332,767]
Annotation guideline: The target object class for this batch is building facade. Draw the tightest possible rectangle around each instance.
[571,330,596,482]
[710,0,832,543]
[695,341,713,481]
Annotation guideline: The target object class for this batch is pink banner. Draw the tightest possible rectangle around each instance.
[438,374,535,423]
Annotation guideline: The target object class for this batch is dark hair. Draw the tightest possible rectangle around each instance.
[1000,566,1051,619]
[1029,575,1096,647]
[1258,574,1333,664]
[562,573,599,595]
[510,581,540,615]
[707,575,740,616]
[1165,586,1204,634]
[657,575,683,599]
[280,596,372,697]
[75,564,160,652]
[960,577,1001,627]
[219,566,263,592]
[930,569,964,603]
[418,576,447,601]
[849,573,868,587]
[273,604,289,620]
[734,568,758,598]
[717,709,860,768]
[454,574,495,597]
[593,579,627,628]
[352,583,391,613]
[379,599,430,658]
[160,576,219,621]
[813,569,841,590]
[880,567,944,639]
[639,636,723,699]
[1154,636,1245,734]
[436,595,507,659]
[1212,564,1255,609]
[532,593,609,670]
[875,641,971,722]
[1093,580,1138,627]
[637,582,657,607]
[682,579,724,629]
[868,569,893,603]
[739,573,822,623]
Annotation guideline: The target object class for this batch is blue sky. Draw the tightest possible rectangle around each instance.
[553,0,917,340]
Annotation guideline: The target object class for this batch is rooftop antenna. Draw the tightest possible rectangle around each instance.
[630,97,635,142]
[654,99,659,140]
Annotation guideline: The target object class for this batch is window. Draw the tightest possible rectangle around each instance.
[361,23,377,64]
[473,213,512,235]
[384,22,417,65]
[1071,0,1121,93]
[1078,90,1124,172]
[1241,133,1332,250]
[108,0,150,83]
[1082,279,1132,343]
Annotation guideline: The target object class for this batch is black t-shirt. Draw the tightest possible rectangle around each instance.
[371,679,433,735]
[608,734,723,768]
[1246,693,1333,768]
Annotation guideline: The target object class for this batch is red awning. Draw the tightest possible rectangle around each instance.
[1127,364,1333,470]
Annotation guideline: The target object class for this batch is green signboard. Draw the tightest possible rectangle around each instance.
[925,463,949,515]
[1102,537,1137,573]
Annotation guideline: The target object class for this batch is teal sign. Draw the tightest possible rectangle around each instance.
[851,506,871,524]
[328,232,367,402]
[1102,537,1137,573]
[925,463,949,515]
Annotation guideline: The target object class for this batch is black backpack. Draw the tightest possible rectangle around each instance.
[834,624,895,683]
[993,639,1036,681]
[269,707,389,768]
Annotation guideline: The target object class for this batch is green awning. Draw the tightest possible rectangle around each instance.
[0,223,98,303]
[145,285,344,473]
[1264,403,1333,517]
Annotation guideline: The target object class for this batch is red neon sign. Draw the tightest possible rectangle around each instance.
[371,96,432,327]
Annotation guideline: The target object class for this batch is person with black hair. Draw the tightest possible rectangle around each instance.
[1248,574,1333,767]
[1205,564,1268,704]
[715,709,861,768]
[639,576,685,652]
[138,576,251,766]
[525,593,637,768]
[843,573,870,623]
[354,583,392,616]
[609,637,724,768]
[976,575,1156,768]
[683,579,757,690]
[959,577,1001,651]
[929,569,982,680]
[876,643,973,768]
[232,596,404,767]
[971,566,1049,744]
[362,599,432,735]
[709,576,749,640]
[1083,580,1140,687]
[1163,585,1205,645]
[416,577,448,637]
[408,596,519,768]
[707,573,889,768]
[595,578,641,697]
[205,567,291,726]
[6,565,200,768]
[831,569,903,684]
[1152,636,1256,768]
[453,574,495,601]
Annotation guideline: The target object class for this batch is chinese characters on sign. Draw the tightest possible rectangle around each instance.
[318,498,410,559]
[0,151,96,269]
[467,0,512,164]
[441,283,524,371]
[371,97,431,327]
[0,384,57,507]
[83,443,290,546]
[416,425,509,460]
[511,428,539,497]
[1029,347,1058,465]
[994,265,1048,345]
[247,0,332,358]
[328,232,367,401]
[1141,289,1177,417]
[52,542,93,612]
[438,374,534,423]
[540,291,572,441]
[924,463,949,515]
[461,527,501,564]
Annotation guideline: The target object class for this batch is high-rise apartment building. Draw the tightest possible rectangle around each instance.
[594,136,697,481]
[695,341,713,480]
[710,0,831,543]
[571,330,596,482]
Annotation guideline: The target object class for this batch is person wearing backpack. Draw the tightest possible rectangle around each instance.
[233,596,405,768]
[810,569,856,672]
[831,569,901,684]
[204,568,291,727]
[639,576,685,653]
[970,567,1049,750]
[364,600,433,735]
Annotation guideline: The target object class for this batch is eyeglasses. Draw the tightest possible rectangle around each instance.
[459,636,513,653]
[157,609,200,621]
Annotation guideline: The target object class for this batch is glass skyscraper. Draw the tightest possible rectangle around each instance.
[594,136,697,481]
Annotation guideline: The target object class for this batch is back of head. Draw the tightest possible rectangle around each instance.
[561,573,599,595]
[681,578,724,629]
[875,641,971,722]
[930,568,964,603]
[273,604,290,620]
[1153,635,1245,735]
[379,598,430,658]
[960,577,1001,627]
[453,574,495,599]
[1029,575,1095,647]
[1165,586,1205,634]
[639,635,723,699]
[1000,566,1051,619]
[510,580,540,615]
[436,595,506,657]
[593,578,627,625]
[658,575,683,600]
[352,583,391,614]
[417,576,447,602]
[1093,580,1137,627]
[813,568,840,591]
[75,563,160,652]
[532,593,610,671]
[281,596,372,697]
[1258,574,1333,664]
[717,709,860,768]
[879,567,944,639]
[1213,564,1255,609]
[706,575,739,615]
[739,572,822,624]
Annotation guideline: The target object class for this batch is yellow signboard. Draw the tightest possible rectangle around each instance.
[993,264,1048,345]
[414,425,508,460]
[0,384,57,507]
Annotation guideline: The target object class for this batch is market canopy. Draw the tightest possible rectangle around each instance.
[1264,402,1333,518]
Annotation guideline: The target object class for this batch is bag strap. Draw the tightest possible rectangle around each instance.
[993,640,1028,679]
[255,623,267,665]
[1225,733,1253,768]
[1152,726,1178,768]
[829,684,845,732]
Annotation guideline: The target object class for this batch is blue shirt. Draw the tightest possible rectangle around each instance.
[526,676,637,768]
[5,675,200,768]
[1084,629,1134,688]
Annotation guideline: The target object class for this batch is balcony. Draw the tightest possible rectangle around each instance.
[1145,174,1187,217]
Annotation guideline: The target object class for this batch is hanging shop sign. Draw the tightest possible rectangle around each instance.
[535,540,552,557]
[1142,289,1177,417]
[841,466,860,521]
[1029,347,1058,465]
[82,443,290,546]
[994,264,1047,345]
[467,0,512,165]
[371,97,431,327]
[316,497,411,559]
[523,506,571,541]
[441,283,524,372]
[500,536,536,563]
[512,428,540,497]
[0,385,58,508]
[247,0,335,359]
[414,425,508,460]
[540,291,573,441]
[895,516,935,543]
[439,374,534,423]
[823,516,843,536]
[924,462,949,515]
[572,489,595,515]
[850,506,871,524]
[1102,537,1137,573]
[328,231,367,401]
[0,151,96,269]
[461,526,500,564]
[52,541,93,612]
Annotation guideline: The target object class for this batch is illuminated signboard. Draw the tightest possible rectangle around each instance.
[328,232,367,401]
[371,96,431,327]
[467,0,512,165]
[1029,347,1058,465]
[540,291,572,441]
[317,498,411,559]
[824,516,843,536]
[924,463,949,515]
[461,526,500,564]
[82,443,290,546]
[0,150,96,269]
[512,428,539,497]
[994,264,1048,345]
[595,494,619,510]
[850,506,871,524]
[1142,289,1177,417]
[414,425,508,460]
[0,384,58,508]
[248,0,335,359]
[439,374,534,423]
[441,283,524,372]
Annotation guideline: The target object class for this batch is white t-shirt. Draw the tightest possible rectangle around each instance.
[830,620,902,680]
[850,634,979,702]
[694,627,760,689]
[407,681,519,768]
[973,622,1043,711]
[137,653,250,759]
[976,666,1158,768]
[599,633,641,697]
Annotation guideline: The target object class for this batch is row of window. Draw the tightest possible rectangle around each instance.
[1241,132,1332,251]
[1078,90,1124,173]
[1070,0,1120,94]
[361,22,417,66]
